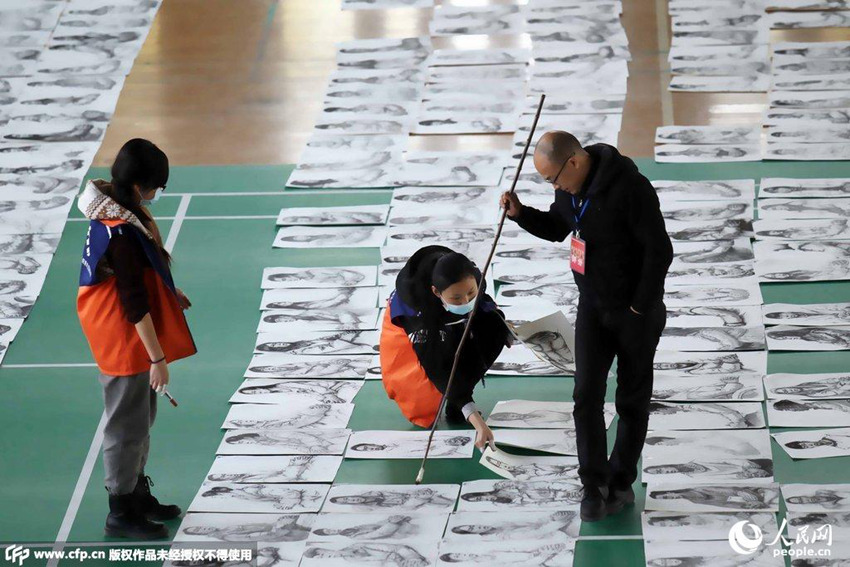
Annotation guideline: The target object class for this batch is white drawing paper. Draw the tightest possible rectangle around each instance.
[760,177,850,199]
[754,240,850,283]
[222,402,355,430]
[244,354,372,379]
[764,373,850,400]
[654,351,767,377]
[495,428,577,456]
[301,540,439,567]
[206,455,343,484]
[321,484,459,513]
[259,287,379,311]
[230,380,362,405]
[665,305,761,328]
[216,429,352,456]
[753,218,850,241]
[457,480,583,511]
[345,431,475,460]
[767,399,850,428]
[652,374,764,401]
[276,205,389,227]
[487,400,615,429]
[274,226,387,249]
[436,539,575,566]
[773,428,850,460]
[444,510,581,541]
[644,482,780,512]
[479,447,579,481]
[649,401,766,430]
[258,308,381,333]
[642,511,777,542]
[782,483,850,512]
[643,429,772,462]
[255,330,379,356]
[765,325,850,351]
[187,482,329,514]
[652,179,755,201]
[174,512,315,543]
[309,512,449,543]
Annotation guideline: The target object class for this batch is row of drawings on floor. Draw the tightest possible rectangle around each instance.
[660,0,850,162]
[179,173,850,565]
[0,0,160,363]
[176,2,850,567]
[287,0,632,189]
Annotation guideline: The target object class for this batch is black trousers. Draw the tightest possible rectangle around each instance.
[572,297,666,491]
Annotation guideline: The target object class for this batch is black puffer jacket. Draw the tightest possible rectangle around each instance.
[511,144,673,313]
[391,245,508,409]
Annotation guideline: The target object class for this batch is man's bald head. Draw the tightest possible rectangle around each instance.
[532,131,591,195]
[534,131,585,164]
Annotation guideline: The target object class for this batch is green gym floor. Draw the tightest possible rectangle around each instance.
[2,160,849,566]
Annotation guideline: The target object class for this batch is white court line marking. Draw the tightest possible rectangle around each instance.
[655,0,674,126]
[47,197,191,565]
[579,535,644,541]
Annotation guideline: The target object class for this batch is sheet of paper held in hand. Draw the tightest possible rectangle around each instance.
[507,310,577,373]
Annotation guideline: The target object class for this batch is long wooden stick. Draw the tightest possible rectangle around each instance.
[415,93,546,484]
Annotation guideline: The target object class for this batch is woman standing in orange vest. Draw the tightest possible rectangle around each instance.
[77,139,196,540]
[380,246,510,449]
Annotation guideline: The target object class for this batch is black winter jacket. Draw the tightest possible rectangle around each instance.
[511,144,673,312]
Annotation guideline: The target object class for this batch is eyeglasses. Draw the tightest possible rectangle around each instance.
[545,152,575,186]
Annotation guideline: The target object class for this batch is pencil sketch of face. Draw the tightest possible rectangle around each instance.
[262,309,367,328]
[201,485,322,511]
[774,377,850,399]
[484,455,578,480]
[644,433,764,457]
[769,110,850,125]
[209,456,319,483]
[304,543,430,567]
[785,490,848,510]
[667,306,751,327]
[389,228,494,245]
[0,196,70,212]
[769,327,850,348]
[328,488,454,510]
[182,515,310,543]
[758,220,849,240]
[0,280,29,296]
[461,481,582,507]
[0,296,34,319]
[665,203,748,222]
[654,375,756,401]
[307,136,399,151]
[0,234,60,254]
[297,152,394,172]
[418,117,505,133]
[228,404,339,429]
[489,409,571,426]
[524,331,574,371]
[237,382,352,403]
[325,87,420,101]
[225,431,340,452]
[277,227,381,245]
[496,248,566,262]
[666,287,751,304]
[657,146,752,159]
[763,182,850,196]
[0,256,43,276]
[393,187,487,205]
[258,332,373,356]
[269,268,368,287]
[766,306,850,323]
[450,510,577,539]
[340,37,427,56]
[668,221,751,241]
[325,103,411,117]
[248,358,362,377]
[650,486,775,510]
[389,210,488,226]
[676,241,753,264]
[439,544,572,564]
[785,433,850,452]
[644,459,773,481]
[662,327,763,350]
[654,354,748,375]
[313,514,420,541]
[265,288,360,310]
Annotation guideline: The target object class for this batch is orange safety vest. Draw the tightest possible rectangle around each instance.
[77,219,196,376]
[379,299,443,429]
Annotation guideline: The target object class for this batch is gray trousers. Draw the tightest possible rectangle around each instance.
[99,372,157,495]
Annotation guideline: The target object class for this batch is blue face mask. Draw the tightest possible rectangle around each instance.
[443,297,476,316]
[140,187,164,207]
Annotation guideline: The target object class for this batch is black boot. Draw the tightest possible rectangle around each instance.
[580,485,608,522]
[105,491,168,540]
[134,474,182,521]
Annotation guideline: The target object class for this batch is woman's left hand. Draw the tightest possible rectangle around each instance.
[176,288,192,310]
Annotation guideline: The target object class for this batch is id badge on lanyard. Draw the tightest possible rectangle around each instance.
[570,196,589,275]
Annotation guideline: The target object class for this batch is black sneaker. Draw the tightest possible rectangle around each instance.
[105,492,168,540]
[606,485,636,516]
[134,474,182,522]
[580,486,608,522]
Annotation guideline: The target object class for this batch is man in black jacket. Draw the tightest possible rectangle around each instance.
[501,131,673,522]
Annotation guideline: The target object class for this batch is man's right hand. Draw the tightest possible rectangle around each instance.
[500,191,523,219]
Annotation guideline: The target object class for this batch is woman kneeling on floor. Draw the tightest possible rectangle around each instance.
[380,245,510,449]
